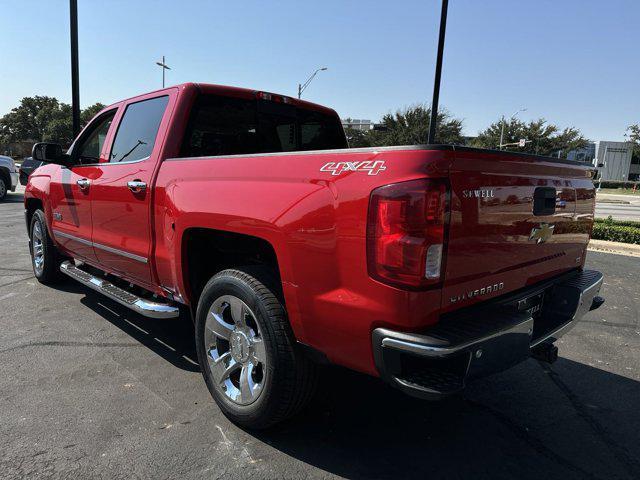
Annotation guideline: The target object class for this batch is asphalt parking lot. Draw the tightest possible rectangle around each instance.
[1,188,640,480]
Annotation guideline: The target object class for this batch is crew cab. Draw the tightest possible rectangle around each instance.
[25,83,604,428]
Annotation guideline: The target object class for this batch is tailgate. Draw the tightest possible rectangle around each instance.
[441,149,595,312]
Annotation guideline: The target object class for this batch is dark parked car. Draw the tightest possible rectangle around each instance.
[19,157,43,186]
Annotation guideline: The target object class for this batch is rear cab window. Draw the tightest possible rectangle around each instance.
[180,94,346,158]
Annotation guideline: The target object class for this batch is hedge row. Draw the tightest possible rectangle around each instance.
[592,221,640,245]
[595,181,640,189]
[595,217,640,229]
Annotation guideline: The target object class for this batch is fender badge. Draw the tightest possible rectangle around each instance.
[320,160,386,176]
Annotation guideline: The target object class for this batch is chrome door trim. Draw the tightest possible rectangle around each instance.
[54,229,93,247]
[53,229,148,264]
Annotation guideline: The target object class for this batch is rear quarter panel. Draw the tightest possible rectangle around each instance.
[154,148,451,375]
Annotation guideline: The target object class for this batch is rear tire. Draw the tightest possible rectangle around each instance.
[30,209,65,284]
[195,267,317,429]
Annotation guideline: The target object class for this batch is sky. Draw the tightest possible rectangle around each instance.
[1,0,638,141]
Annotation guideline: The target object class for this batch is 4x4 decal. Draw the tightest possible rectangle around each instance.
[320,160,386,176]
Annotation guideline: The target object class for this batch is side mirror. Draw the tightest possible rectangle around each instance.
[32,142,73,167]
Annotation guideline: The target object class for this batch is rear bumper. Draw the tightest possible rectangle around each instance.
[372,269,604,399]
[10,171,18,191]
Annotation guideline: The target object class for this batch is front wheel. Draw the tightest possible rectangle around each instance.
[0,178,7,201]
[195,268,317,429]
[30,209,65,284]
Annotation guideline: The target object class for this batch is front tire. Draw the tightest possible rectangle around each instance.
[195,268,317,429]
[30,209,64,284]
[0,178,7,201]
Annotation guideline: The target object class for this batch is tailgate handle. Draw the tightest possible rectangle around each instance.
[533,187,556,216]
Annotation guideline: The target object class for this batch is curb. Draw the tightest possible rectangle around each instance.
[587,239,640,257]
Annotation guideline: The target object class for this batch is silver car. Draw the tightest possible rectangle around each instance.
[0,155,19,201]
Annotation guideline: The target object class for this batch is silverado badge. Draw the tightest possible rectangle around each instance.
[529,223,555,244]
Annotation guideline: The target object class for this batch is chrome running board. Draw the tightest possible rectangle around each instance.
[59,261,180,319]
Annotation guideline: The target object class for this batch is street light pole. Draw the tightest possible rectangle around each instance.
[427,0,449,144]
[156,56,171,88]
[69,0,80,137]
[298,67,327,99]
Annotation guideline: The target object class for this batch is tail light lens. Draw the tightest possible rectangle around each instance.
[367,178,448,289]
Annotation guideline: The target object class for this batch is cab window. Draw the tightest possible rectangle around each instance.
[75,110,116,164]
[110,96,169,163]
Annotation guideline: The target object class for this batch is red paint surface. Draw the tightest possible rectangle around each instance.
[25,83,596,377]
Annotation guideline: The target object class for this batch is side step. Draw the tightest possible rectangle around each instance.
[60,261,180,319]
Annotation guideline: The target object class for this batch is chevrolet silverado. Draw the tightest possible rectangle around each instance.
[25,83,604,428]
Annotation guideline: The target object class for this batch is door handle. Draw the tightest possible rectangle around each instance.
[76,178,90,190]
[127,180,147,193]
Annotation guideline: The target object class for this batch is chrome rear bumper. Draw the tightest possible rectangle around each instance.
[372,269,604,399]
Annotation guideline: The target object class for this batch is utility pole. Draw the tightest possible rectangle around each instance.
[427,0,448,144]
[69,0,80,137]
[298,67,327,99]
[499,108,527,149]
[156,56,171,88]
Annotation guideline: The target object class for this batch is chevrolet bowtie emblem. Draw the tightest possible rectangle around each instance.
[529,223,555,244]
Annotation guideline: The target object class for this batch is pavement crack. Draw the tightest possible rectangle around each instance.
[0,275,35,289]
[0,267,33,273]
[466,398,604,480]
[540,361,640,478]
[0,340,141,354]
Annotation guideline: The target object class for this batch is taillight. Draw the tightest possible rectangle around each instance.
[367,178,448,289]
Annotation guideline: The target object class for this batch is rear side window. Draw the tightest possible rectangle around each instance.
[298,108,346,151]
[110,96,169,163]
[181,96,258,157]
[180,94,346,157]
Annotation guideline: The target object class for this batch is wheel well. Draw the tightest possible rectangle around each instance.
[25,198,43,233]
[183,228,283,307]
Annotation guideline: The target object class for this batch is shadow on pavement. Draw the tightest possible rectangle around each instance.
[49,279,640,480]
[50,278,199,372]
[2,192,25,204]
[251,358,640,480]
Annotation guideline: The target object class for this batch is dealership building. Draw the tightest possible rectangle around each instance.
[592,141,637,181]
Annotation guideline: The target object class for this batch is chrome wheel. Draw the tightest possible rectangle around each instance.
[205,295,267,406]
[32,222,44,275]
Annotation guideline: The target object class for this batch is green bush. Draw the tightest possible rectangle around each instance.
[592,220,640,245]
[595,180,640,189]
[595,216,640,229]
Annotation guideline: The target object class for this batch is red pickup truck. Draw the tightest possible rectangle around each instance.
[25,83,604,428]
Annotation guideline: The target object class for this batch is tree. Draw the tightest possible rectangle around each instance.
[473,118,589,157]
[372,105,464,147]
[0,97,106,150]
[81,102,106,125]
[626,124,640,159]
[344,127,376,148]
[344,105,464,148]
